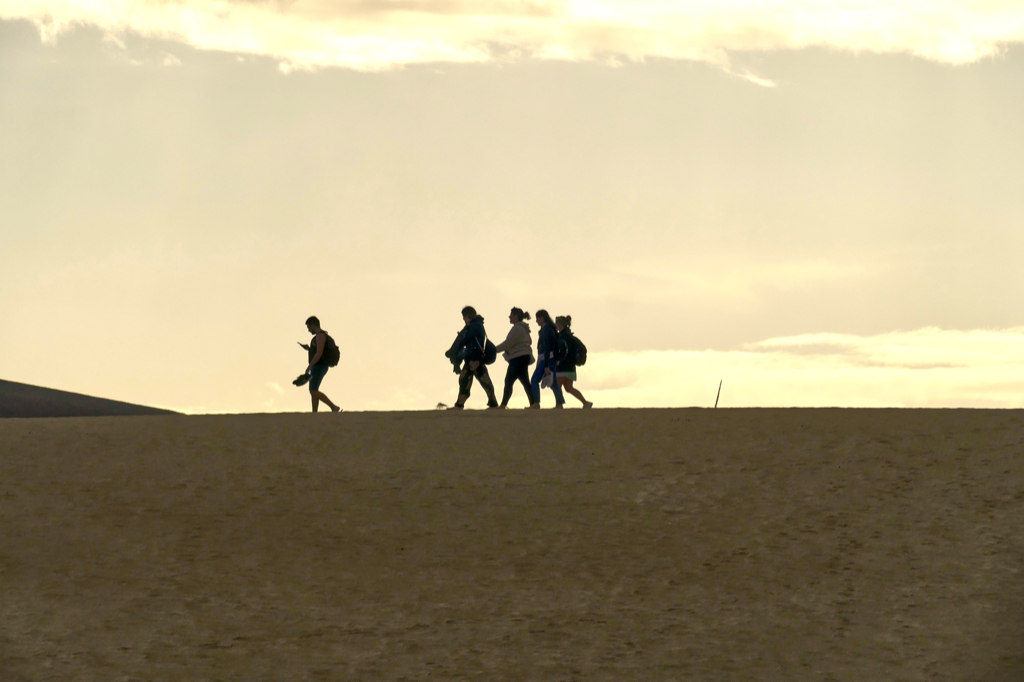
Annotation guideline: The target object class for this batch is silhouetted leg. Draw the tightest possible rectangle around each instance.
[456,363,475,407]
[558,378,588,406]
[476,364,499,408]
[550,373,565,406]
[500,362,517,407]
[530,360,547,406]
[515,360,534,405]
[308,366,336,413]
[313,390,341,412]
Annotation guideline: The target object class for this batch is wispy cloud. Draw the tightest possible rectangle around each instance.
[365,388,431,411]
[4,1,1024,75]
[585,327,1024,409]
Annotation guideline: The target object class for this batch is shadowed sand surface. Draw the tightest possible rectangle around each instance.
[0,379,177,418]
[1,409,1023,681]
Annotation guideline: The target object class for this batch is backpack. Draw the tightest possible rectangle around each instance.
[322,333,341,368]
[573,335,588,366]
[483,339,498,365]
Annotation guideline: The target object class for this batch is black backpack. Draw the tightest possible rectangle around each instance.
[573,335,588,366]
[483,338,497,365]
[322,333,341,368]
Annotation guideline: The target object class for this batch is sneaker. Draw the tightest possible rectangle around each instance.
[583,402,593,409]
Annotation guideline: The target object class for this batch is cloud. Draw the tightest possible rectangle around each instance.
[365,388,431,411]
[4,1,1024,75]
[584,327,1024,408]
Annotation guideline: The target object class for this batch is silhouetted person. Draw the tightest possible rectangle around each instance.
[448,306,498,410]
[530,309,565,409]
[493,307,535,409]
[556,315,592,408]
[298,316,341,413]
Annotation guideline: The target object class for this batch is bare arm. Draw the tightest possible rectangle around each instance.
[306,332,326,373]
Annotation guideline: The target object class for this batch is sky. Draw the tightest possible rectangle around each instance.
[1,1,1023,412]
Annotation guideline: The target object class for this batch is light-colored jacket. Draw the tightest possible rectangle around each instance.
[493,322,534,362]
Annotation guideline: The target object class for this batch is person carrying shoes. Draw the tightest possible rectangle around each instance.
[529,309,565,409]
[297,316,341,413]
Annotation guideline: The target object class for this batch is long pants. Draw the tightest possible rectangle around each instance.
[531,357,565,406]
[457,360,498,407]
[501,355,534,407]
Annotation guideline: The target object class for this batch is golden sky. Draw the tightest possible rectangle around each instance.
[1,3,1023,411]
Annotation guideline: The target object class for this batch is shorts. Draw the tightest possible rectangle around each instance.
[556,371,577,381]
[309,364,328,392]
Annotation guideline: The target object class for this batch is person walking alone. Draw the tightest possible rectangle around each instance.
[448,306,499,410]
[555,315,593,408]
[298,316,341,413]
[530,309,565,409]
[493,307,535,409]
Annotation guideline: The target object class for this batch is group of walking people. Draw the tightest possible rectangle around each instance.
[446,306,592,410]
[294,308,594,413]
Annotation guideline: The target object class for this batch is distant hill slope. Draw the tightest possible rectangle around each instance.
[0,379,177,418]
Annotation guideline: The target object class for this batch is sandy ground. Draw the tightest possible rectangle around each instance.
[1,408,1022,681]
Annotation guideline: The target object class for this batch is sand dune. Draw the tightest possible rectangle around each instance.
[0,379,177,419]
[1,408,1022,681]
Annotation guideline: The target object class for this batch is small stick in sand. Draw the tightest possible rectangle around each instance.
[714,380,722,408]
